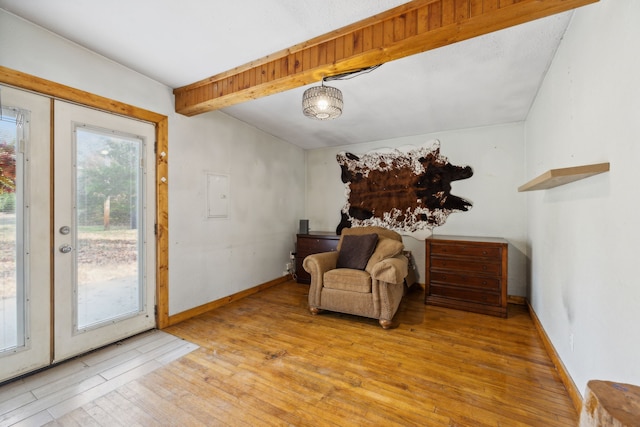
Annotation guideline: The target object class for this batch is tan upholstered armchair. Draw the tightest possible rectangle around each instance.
[302,226,409,329]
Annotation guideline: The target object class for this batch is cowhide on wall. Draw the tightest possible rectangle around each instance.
[336,139,473,238]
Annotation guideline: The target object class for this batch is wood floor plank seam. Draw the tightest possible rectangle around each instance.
[0,282,577,426]
[0,331,197,426]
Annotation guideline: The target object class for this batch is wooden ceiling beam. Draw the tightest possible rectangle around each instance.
[173,0,598,116]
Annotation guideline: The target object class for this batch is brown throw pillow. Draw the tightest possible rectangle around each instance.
[336,234,379,270]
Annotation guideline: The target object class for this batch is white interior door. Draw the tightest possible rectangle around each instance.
[0,85,51,382]
[53,100,156,363]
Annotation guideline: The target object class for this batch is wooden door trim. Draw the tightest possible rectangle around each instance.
[0,66,171,329]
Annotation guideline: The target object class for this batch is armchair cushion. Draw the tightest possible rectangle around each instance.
[336,233,378,270]
[365,237,405,273]
[370,254,409,284]
[324,269,372,293]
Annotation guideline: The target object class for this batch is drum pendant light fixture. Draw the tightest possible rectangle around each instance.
[301,65,381,121]
[302,80,343,120]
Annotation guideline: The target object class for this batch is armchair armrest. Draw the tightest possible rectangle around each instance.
[303,251,338,275]
[303,251,339,308]
[370,254,408,285]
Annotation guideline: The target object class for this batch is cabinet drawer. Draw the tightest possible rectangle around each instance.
[430,242,502,258]
[297,237,339,257]
[296,258,310,284]
[430,257,502,276]
[431,271,500,290]
[429,285,501,305]
[295,233,340,284]
[426,236,508,317]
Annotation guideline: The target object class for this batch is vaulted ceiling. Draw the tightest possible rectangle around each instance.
[0,0,597,149]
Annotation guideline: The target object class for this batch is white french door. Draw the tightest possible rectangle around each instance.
[0,86,51,381]
[0,87,157,382]
[53,100,156,362]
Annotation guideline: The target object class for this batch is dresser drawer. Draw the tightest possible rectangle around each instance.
[430,242,502,258]
[425,235,508,317]
[295,258,310,283]
[297,236,339,257]
[296,233,340,284]
[430,257,502,276]
[429,285,501,305]
[430,271,501,290]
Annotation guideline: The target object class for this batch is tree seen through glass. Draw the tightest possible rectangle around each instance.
[75,128,142,328]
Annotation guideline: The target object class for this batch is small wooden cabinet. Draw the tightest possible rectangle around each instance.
[425,235,508,318]
[295,232,340,284]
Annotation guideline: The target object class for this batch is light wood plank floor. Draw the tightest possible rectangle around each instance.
[0,330,198,426]
[1,281,578,426]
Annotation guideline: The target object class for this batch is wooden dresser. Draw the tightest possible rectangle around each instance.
[295,232,340,284]
[425,235,508,318]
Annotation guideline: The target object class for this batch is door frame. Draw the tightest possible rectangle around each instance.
[0,66,171,329]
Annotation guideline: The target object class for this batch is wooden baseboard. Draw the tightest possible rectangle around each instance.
[165,275,291,327]
[527,301,582,414]
[507,295,526,305]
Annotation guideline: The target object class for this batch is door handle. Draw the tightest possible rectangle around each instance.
[59,244,73,254]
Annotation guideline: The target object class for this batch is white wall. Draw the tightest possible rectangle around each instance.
[1,10,306,315]
[169,113,305,313]
[524,0,640,395]
[306,123,528,296]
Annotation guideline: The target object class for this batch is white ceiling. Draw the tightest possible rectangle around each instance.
[0,0,573,149]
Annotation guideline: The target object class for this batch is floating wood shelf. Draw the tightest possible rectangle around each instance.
[518,162,610,192]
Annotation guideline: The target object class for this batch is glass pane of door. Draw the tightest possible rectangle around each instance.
[75,127,143,330]
[0,85,50,383]
[0,107,25,352]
